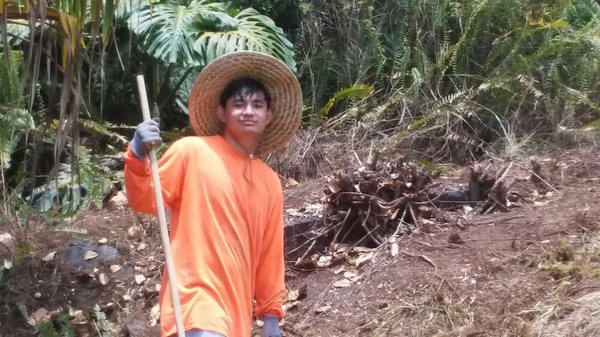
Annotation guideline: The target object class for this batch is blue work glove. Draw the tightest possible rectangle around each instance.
[129,119,162,160]
[262,314,281,337]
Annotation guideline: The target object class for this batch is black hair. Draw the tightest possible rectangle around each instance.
[218,78,272,109]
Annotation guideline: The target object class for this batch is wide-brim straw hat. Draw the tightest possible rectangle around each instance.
[188,51,303,157]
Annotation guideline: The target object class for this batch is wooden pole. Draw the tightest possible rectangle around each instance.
[136,75,186,337]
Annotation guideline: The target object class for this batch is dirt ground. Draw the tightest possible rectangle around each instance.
[1,146,600,337]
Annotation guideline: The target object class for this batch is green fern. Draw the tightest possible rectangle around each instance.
[36,307,76,337]
[55,311,76,337]
[76,146,115,210]
[315,84,373,123]
[0,50,23,107]
[569,0,600,27]
[37,320,60,337]
[80,119,131,147]
[300,0,600,156]
[94,304,112,337]
[0,108,34,170]
[27,145,117,215]
[54,225,89,237]
[0,50,34,171]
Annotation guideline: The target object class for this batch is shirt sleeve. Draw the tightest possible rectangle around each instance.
[254,181,286,320]
[123,142,184,214]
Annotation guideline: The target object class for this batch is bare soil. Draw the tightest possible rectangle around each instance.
[1,146,600,337]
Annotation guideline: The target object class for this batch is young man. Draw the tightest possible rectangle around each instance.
[123,51,302,337]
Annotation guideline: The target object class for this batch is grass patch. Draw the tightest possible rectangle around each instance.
[528,238,593,286]
[368,290,475,337]
[530,292,600,337]
[527,234,600,336]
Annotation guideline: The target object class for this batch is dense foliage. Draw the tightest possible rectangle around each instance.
[1,0,600,217]
[295,0,600,160]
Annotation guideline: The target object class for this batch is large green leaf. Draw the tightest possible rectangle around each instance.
[129,0,231,66]
[116,0,159,19]
[194,8,296,71]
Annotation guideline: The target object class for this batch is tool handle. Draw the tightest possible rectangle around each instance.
[138,76,152,122]
[136,75,186,337]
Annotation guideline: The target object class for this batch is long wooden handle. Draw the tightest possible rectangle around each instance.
[136,75,186,337]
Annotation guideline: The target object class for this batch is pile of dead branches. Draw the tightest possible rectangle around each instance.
[286,156,546,266]
[322,155,439,248]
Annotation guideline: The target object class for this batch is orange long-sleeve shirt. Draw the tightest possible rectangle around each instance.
[123,135,285,337]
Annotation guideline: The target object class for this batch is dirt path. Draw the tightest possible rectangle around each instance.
[1,147,599,337]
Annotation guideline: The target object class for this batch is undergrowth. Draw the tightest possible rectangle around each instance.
[298,0,600,165]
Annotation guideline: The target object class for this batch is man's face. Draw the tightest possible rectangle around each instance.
[217,90,273,141]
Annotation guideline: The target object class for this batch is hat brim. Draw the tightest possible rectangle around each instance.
[188,51,303,156]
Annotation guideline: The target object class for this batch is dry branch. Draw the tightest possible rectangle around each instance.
[481,163,513,214]
[285,156,529,264]
[319,155,438,250]
[399,250,438,268]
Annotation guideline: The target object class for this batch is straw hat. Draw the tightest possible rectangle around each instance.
[188,51,303,156]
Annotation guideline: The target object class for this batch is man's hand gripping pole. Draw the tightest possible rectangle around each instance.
[136,75,186,337]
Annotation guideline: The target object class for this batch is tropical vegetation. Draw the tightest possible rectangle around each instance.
[1,0,600,218]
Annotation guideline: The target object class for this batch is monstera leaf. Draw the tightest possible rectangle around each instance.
[129,0,233,66]
[194,8,296,71]
[116,0,158,19]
